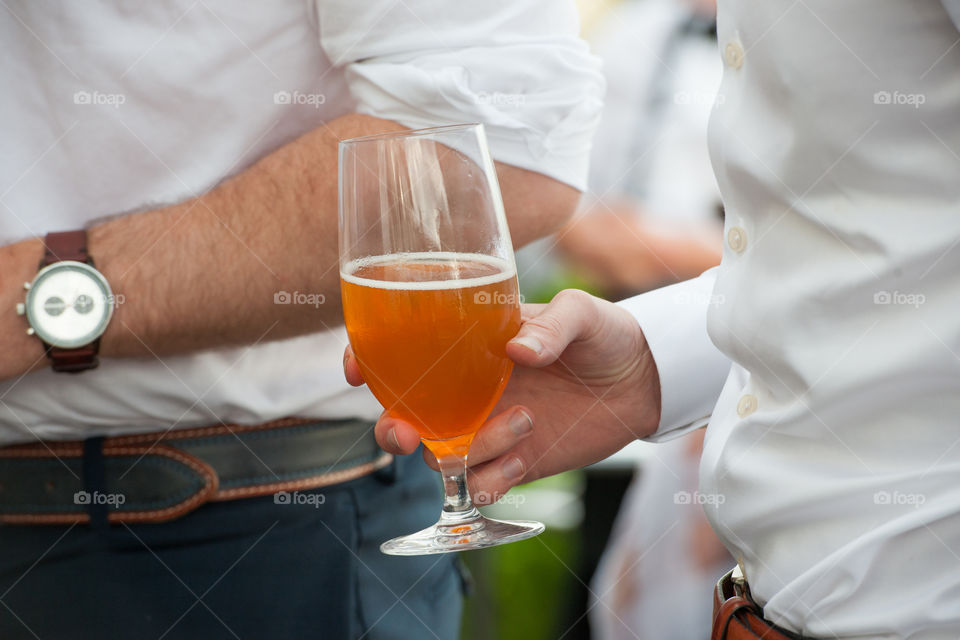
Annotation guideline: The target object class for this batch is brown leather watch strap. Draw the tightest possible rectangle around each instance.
[41,230,101,373]
[42,230,91,267]
[48,343,100,373]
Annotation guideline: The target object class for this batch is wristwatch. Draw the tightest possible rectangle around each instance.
[16,230,114,373]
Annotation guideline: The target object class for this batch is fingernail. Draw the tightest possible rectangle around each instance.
[510,336,543,356]
[510,410,533,436]
[502,456,525,481]
[388,428,401,451]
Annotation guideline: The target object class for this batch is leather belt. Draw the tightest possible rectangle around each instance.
[0,417,391,525]
[712,565,804,640]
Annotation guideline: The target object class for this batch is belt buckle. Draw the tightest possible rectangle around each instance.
[732,557,753,602]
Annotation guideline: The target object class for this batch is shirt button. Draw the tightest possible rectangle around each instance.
[724,42,744,69]
[737,394,758,418]
[727,226,747,253]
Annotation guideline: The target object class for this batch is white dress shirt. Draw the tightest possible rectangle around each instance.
[0,1,602,444]
[622,1,960,637]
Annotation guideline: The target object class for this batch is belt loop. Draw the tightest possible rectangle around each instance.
[83,436,108,529]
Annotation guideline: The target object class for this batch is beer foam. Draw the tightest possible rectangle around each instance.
[341,252,516,290]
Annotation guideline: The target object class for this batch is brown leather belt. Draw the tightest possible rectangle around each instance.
[712,566,803,640]
[0,417,391,525]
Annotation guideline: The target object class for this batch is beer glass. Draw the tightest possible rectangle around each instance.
[339,123,544,555]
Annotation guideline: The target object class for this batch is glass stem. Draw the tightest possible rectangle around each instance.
[436,453,480,524]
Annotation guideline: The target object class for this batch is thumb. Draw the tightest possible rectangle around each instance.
[506,289,598,368]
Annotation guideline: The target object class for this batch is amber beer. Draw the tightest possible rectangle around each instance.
[341,252,520,456]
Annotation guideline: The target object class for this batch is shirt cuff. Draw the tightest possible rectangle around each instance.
[617,269,731,441]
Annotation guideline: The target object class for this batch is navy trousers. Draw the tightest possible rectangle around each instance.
[0,450,463,639]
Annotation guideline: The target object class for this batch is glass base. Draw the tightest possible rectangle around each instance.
[380,509,545,556]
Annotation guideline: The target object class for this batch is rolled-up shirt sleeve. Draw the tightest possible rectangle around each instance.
[316,0,604,190]
[617,269,732,441]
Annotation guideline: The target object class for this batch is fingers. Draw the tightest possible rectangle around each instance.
[466,454,530,505]
[342,346,365,387]
[373,404,535,477]
[466,406,534,466]
[419,406,533,472]
[420,448,526,505]
[507,289,598,368]
[373,413,422,455]
[465,407,538,505]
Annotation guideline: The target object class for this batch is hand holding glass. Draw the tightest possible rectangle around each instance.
[339,124,544,555]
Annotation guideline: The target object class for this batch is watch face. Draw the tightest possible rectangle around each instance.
[25,261,114,348]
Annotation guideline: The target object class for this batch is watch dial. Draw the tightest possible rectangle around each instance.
[26,263,113,348]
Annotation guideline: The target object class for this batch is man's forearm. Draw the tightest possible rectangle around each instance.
[0,114,392,382]
[91,115,392,359]
[1,114,579,380]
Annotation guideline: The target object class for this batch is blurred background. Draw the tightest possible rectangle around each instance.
[460,1,729,638]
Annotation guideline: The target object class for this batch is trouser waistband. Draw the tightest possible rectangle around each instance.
[0,417,390,525]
